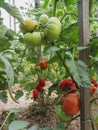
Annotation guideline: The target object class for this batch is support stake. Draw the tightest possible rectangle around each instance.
[78,0,91,130]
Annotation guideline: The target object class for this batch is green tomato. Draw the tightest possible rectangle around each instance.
[47,23,61,41]
[55,105,73,122]
[24,32,44,47]
[24,33,32,46]
[39,14,49,25]
[48,17,61,26]
[19,19,38,33]
[46,17,61,41]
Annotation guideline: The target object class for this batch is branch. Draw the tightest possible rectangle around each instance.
[51,42,79,89]
[61,13,78,22]
[65,114,80,129]
[15,47,27,71]
[90,98,98,104]
[53,0,58,16]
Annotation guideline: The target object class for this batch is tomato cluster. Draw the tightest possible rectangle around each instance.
[32,79,45,100]
[60,79,76,92]
[55,78,80,122]
[19,14,61,47]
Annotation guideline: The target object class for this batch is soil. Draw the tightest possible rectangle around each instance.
[0,85,98,130]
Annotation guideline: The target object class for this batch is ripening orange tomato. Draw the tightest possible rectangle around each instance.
[37,60,48,70]
[62,93,80,116]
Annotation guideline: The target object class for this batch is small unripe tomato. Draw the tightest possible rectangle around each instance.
[39,14,49,25]
[19,19,38,33]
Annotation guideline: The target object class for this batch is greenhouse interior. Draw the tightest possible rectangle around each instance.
[0,0,98,130]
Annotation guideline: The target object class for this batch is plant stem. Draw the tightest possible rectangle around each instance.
[65,114,80,129]
[53,0,58,16]
[60,13,78,22]
[91,118,96,130]
[90,98,98,104]
[15,47,27,72]
[51,42,79,89]
[0,112,11,130]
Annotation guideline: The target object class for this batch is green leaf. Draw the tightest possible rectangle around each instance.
[15,90,23,100]
[0,38,11,52]
[6,113,15,130]
[66,58,81,85]
[0,73,8,90]
[93,62,98,73]
[41,0,50,9]
[9,120,29,130]
[0,91,7,103]
[9,108,23,113]
[44,46,60,55]
[25,82,37,92]
[48,55,59,64]
[64,0,77,7]
[0,2,24,24]
[0,55,18,102]
[0,25,7,39]
[54,122,65,130]
[0,0,4,5]
[28,125,38,130]
[76,60,91,87]
[77,46,89,51]
[0,55,14,90]
[5,29,15,40]
[40,128,52,130]
[66,58,91,88]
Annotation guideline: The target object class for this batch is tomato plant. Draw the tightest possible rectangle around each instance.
[0,0,98,130]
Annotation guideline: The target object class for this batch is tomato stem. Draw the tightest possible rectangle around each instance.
[53,0,58,16]
[65,114,80,129]
[51,42,79,89]
[90,98,98,104]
